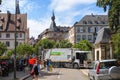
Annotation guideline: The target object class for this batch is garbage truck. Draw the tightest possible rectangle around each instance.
[43,48,92,68]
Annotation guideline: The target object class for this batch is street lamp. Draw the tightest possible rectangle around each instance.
[14,0,17,79]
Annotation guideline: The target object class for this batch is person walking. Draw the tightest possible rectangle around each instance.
[31,60,39,80]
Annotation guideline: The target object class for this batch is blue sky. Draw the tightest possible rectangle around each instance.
[0,0,107,39]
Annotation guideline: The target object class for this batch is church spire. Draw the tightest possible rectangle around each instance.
[51,10,55,21]
[50,10,58,31]
[16,0,20,14]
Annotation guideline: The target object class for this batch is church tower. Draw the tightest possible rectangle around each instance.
[50,11,58,31]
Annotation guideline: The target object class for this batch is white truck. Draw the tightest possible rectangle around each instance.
[72,50,92,69]
[43,48,92,68]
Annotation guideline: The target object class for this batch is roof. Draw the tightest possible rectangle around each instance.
[95,27,111,44]
[0,12,27,31]
[75,14,108,25]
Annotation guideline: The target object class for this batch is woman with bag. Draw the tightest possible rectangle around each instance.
[30,60,39,80]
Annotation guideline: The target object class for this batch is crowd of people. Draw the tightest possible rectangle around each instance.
[0,57,53,80]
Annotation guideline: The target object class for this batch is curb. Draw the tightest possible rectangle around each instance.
[80,69,88,76]
[19,74,31,80]
[19,67,45,80]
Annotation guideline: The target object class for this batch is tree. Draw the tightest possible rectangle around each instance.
[96,0,120,33]
[54,40,72,48]
[112,33,120,59]
[16,43,33,58]
[6,49,14,58]
[0,42,7,56]
[73,40,92,51]
[35,38,55,55]
[36,38,55,49]
[97,0,120,59]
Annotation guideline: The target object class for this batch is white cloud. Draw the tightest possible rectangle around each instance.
[0,0,35,13]
[28,18,51,39]
[50,0,96,12]
[0,0,107,39]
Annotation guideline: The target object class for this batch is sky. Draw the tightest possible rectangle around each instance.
[0,0,107,39]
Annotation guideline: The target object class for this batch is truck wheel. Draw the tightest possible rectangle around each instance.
[73,63,79,69]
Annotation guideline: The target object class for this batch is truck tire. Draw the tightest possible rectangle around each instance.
[73,63,79,69]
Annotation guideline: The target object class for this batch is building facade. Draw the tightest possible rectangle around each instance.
[0,0,29,50]
[94,27,112,60]
[69,14,108,44]
[38,12,70,42]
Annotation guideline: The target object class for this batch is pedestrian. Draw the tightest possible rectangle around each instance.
[46,59,52,71]
[32,60,39,80]
[43,59,46,69]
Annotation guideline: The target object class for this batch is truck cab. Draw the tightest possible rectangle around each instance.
[72,51,92,69]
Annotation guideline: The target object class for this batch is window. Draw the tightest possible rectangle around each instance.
[6,33,10,38]
[20,33,22,38]
[88,27,94,33]
[101,21,105,24]
[94,21,98,24]
[0,23,3,30]
[83,21,87,24]
[76,35,81,41]
[80,27,86,32]
[6,41,10,47]
[0,33,1,38]
[96,27,99,32]
[76,27,80,33]
[88,21,92,24]
[88,35,92,40]
[82,35,86,40]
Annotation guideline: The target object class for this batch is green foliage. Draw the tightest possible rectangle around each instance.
[73,40,92,51]
[54,40,72,48]
[35,39,55,49]
[97,0,120,59]
[6,49,14,57]
[35,38,55,54]
[0,42,7,56]
[39,39,55,49]
[112,33,120,59]
[16,43,33,56]
[96,0,120,33]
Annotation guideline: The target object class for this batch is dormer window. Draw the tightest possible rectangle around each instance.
[83,21,87,24]
[0,17,4,22]
[101,21,105,24]
[88,21,92,24]
[94,21,98,24]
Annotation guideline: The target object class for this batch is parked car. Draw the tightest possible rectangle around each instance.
[88,59,120,80]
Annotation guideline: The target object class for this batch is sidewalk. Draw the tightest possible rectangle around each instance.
[0,71,30,80]
[80,69,89,76]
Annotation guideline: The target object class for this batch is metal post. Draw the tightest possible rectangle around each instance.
[14,0,17,79]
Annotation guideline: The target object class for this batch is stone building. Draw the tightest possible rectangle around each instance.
[94,27,112,60]
[68,14,108,44]
[38,12,70,42]
[0,0,29,50]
